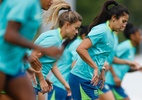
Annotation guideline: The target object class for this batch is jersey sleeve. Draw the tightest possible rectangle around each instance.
[35,33,59,48]
[86,27,105,46]
[7,0,34,24]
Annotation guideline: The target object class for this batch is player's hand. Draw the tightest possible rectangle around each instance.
[98,70,105,89]
[40,79,52,94]
[114,76,121,87]
[129,61,140,70]
[28,52,42,71]
[91,68,99,86]
[64,83,72,96]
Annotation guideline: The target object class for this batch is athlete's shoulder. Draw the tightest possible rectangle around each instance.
[40,29,58,37]
[90,23,107,35]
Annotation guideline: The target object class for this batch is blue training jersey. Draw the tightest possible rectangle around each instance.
[50,37,82,90]
[34,28,63,89]
[105,40,136,85]
[0,0,41,75]
[71,21,115,80]
[107,33,118,65]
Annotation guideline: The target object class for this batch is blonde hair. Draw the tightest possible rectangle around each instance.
[43,1,82,29]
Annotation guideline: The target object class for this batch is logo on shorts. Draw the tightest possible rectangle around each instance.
[105,84,110,90]
[94,90,98,96]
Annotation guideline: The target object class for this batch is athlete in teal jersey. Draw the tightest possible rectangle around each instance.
[0,1,41,100]
[105,40,136,100]
[0,0,41,75]
[71,21,115,80]
[50,38,81,89]
[105,23,142,100]
[106,40,136,85]
[33,29,81,99]
[99,30,141,100]
[47,26,89,100]
[69,1,129,99]
[33,28,63,90]
[28,1,82,99]
[48,37,81,100]
[0,0,55,100]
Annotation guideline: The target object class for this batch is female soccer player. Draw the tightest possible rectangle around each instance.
[69,0,129,99]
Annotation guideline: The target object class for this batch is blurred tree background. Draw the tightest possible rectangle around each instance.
[76,0,142,43]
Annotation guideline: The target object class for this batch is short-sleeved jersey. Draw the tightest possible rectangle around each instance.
[35,28,63,79]
[107,33,118,65]
[105,40,136,85]
[34,28,63,89]
[50,38,82,89]
[71,21,115,80]
[0,0,41,75]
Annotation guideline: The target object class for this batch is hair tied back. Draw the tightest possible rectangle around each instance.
[60,8,71,12]
[105,0,119,11]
